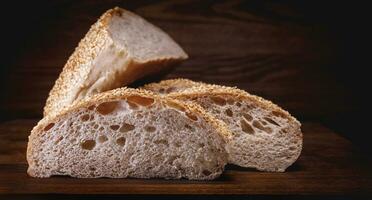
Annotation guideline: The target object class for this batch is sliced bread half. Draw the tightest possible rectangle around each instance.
[44,7,188,117]
[28,88,230,180]
[143,79,303,172]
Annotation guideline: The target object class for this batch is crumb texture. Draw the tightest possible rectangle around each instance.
[143,79,303,172]
[28,89,227,180]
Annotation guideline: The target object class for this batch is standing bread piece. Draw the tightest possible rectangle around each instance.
[143,79,302,172]
[44,7,188,116]
[28,88,230,180]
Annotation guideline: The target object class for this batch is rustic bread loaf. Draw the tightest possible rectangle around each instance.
[28,88,231,180]
[44,7,188,117]
[143,79,303,172]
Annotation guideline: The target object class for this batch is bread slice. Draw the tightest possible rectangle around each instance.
[143,79,303,172]
[44,7,188,117]
[28,88,231,180]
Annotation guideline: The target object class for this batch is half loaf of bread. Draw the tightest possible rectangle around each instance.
[28,88,231,180]
[44,7,188,116]
[143,79,303,172]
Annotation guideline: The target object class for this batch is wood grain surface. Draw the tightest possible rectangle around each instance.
[0,120,371,195]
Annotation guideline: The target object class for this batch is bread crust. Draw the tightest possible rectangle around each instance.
[145,78,300,126]
[44,8,188,117]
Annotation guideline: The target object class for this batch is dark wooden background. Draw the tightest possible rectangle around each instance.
[0,0,371,198]
[0,0,370,149]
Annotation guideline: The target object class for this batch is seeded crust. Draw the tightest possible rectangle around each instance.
[37,88,231,140]
[142,79,303,172]
[143,78,199,93]
[144,78,299,125]
[44,7,188,117]
[28,87,232,179]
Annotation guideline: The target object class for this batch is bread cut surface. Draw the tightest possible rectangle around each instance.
[28,88,230,180]
[44,7,188,117]
[143,79,303,172]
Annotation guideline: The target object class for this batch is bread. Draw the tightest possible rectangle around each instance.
[143,79,303,172]
[27,88,231,180]
[44,7,188,117]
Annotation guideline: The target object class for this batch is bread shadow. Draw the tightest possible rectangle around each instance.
[225,163,302,172]
[129,67,176,88]
[285,163,302,172]
[225,164,257,172]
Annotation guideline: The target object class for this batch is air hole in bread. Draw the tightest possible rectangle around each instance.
[272,110,286,118]
[184,124,194,131]
[253,120,272,133]
[260,120,267,125]
[98,127,104,131]
[89,166,96,171]
[127,101,138,109]
[93,124,99,129]
[289,146,296,151]
[110,125,120,131]
[167,101,186,112]
[186,112,198,121]
[116,137,126,146]
[165,87,175,93]
[158,88,165,93]
[175,141,182,147]
[199,143,205,148]
[44,123,55,131]
[167,155,179,164]
[81,114,90,122]
[264,117,280,126]
[54,136,63,144]
[280,129,288,134]
[236,102,242,107]
[127,95,154,107]
[144,125,156,132]
[154,139,168,146]
[88,105,95,110]
[120,123,135,132]
[241,119,255,134]
[227,98,234,105]
[70,138,76,143]
[202,170,212,176]
[243,113,253,121]
[97,101,118,115]
[98,135,108,143]
[225,108,233,117]
[211,96,226,106]
[81,140,96,150]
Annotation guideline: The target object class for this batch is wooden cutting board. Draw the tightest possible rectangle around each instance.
[1,120,371,195]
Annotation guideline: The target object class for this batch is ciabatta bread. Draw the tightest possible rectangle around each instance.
[44,7,188,116]
[28,88,231,180]
[143,79,303,172]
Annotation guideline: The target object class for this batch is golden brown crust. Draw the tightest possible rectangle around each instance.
[142,78,200,94]
[144,78,301,126]
[43,8,115,116]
